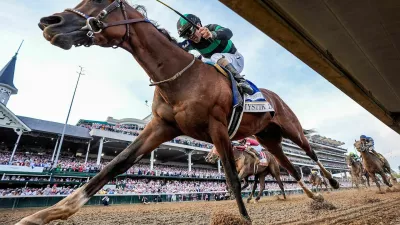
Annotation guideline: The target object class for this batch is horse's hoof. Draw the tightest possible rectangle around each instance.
[329,178,340,189]
[312,193,324,202]
[246,199,251,203]
[16,218,43,225]
[242,216,252,223]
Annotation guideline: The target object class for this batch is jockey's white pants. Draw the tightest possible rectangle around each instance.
[252,144,263,153]
[201,52,245,73]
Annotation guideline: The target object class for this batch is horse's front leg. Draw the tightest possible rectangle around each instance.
[255,175,265,202]
[17,118,180,225]
[240,173,249,190]
[209,119,250,221]
[247,175,258,203]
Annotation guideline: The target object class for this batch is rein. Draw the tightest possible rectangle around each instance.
[149,55,196,86]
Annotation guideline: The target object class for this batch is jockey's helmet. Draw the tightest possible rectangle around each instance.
[177,14,201,38]
[360,135,367,140]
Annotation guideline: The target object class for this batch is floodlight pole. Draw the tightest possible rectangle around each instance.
[52,66,85,169]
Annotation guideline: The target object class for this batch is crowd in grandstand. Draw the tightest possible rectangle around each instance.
[0,177,328,197]
[0,152,225,178]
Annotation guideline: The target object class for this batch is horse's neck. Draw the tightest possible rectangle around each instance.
[122,9,196,96]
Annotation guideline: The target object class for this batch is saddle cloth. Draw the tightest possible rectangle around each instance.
[243,80,274,113]
[259,151,268,167]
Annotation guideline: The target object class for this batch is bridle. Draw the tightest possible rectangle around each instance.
[65,0,150,48]
[354,141,367,152]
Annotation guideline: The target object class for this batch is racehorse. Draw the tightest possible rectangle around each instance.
[354,140,395,192]
[309,172,329,192]
[345,155,370,188]
[18,1,339,224]
[206,146,286,202]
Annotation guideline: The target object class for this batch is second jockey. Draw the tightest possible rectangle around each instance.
[349,152,360,162]
[239,138,267,164]
[360,135,384,162]
[176,14,254,95]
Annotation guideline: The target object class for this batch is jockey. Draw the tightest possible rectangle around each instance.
[176,14,254,95]
[349,152,360,162]
[243,138,267,164]
[360,135,384,162]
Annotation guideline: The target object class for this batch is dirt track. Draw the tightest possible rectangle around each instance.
[1,187,400,225]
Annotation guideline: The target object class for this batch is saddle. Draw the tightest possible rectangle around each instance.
[244,147,268,167]
[206,62,275,139]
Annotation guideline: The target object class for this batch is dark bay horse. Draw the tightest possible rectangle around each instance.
[18,1,338,224]
[309,172,329,192]
[206,146,286,202]
[354,140,395,192]
[345,155,369,188]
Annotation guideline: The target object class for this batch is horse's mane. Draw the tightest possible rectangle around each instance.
[131,4,179,45]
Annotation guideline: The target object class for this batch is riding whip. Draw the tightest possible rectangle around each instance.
[155,0,213,43]
[155,0,199,29]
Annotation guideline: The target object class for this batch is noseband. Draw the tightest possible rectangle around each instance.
[65,0,150,48]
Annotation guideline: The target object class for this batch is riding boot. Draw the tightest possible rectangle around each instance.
[225,63,254,95]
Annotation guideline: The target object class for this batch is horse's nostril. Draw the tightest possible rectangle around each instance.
[40,15,63,26]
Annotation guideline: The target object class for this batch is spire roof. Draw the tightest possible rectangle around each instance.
[0,41,23,94]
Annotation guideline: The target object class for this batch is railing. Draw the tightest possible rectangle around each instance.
[0,170,226,181]
[0,189,306,209]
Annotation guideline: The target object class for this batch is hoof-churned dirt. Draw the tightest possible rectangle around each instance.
[1,187,400,225]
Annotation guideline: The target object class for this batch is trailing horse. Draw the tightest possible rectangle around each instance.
[206,146,286,202]
[309,172,329,192]
[345,155,369,188]
[354,140,395,192]
[18,1,339,224]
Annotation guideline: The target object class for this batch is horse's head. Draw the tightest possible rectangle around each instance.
[38,0,146,50]
[345,155,352,166]
[353,140,364,153]
[205,148,219,164]
[309,171,318,181]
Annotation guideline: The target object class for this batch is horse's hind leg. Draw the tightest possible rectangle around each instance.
[284,126,339,189]
[255,124,323,202]
[17,118,180,225]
